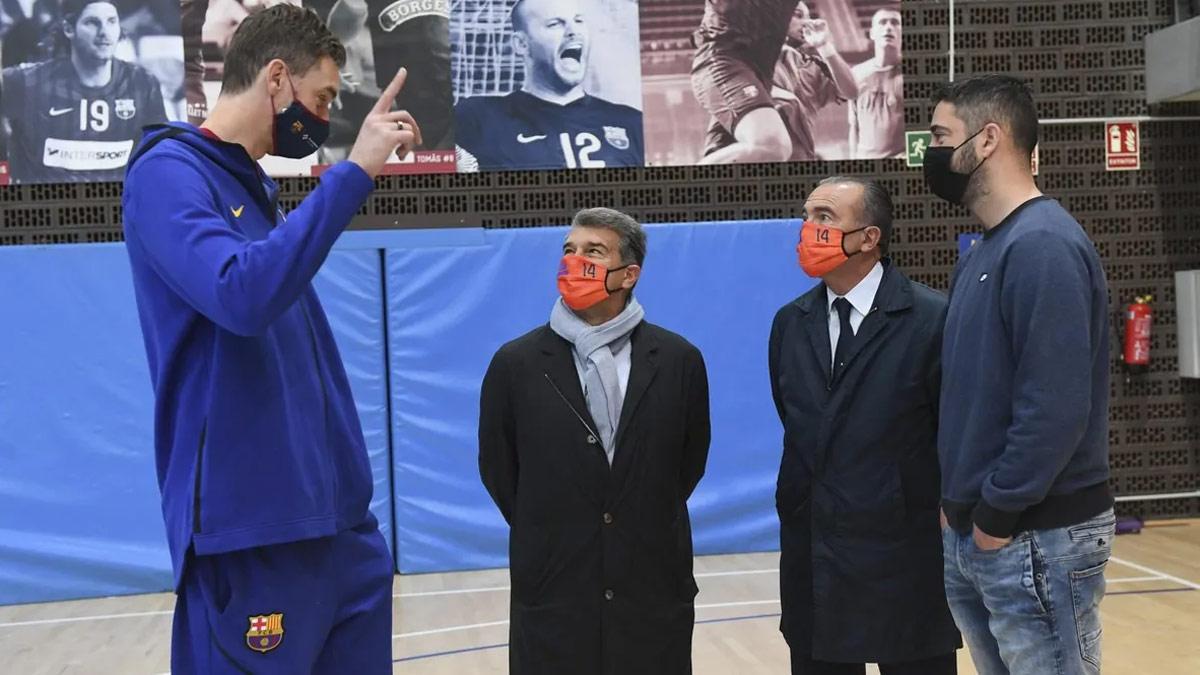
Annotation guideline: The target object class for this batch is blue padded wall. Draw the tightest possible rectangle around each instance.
[311,249,394,557]
[0,246,393,605]
[0,245,172,605]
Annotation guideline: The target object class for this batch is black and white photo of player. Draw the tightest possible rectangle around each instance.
[0,0,58,68]
[184,0,307,174]
[847,5,900,158]
[640,0,901,166]
[179,0,295,127]
[0,0,184,183]
[321,0,455,172]
[696,0,864,162]
[181,0,454,175]
[451,0,643,171]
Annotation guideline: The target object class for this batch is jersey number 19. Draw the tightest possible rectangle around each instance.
[79,99,110,132]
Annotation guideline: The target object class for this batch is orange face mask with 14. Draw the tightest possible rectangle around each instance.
[557,255,629,310]
[796,221,868,277]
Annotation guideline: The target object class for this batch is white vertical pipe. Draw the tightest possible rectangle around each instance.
[948,0,956,82]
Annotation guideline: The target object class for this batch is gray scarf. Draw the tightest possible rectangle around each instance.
[549,297,645,463]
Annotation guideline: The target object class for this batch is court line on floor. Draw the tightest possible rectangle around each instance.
[0,568,1161,629]
[396,585,509,598]
[1108,587,1195,597]
[142,582,1200,673]
[1107,575,1168,584]
[388,578,1200,642]
[388,598,786,640]
[7,558,1196,631]
[695,599,782,609]
[0,569,778,629]
[696,611,782,626]
[388,595,787,638]
[386,582,1200,661]
[393,642,509,664]
[0,609,173,629]
[13,573,1180,633]
[695,568,779,579]
[1110,556,1200,591]
[389,612,786,664]
[148,616,797,669]
[392,619,511,639]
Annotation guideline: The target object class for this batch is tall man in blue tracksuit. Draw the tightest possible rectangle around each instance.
[927,74,1114,675]
[122,5,423,673]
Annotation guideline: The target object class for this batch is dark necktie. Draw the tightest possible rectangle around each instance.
[832,297,854,380]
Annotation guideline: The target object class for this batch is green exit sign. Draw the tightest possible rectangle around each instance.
[905,131,932,168]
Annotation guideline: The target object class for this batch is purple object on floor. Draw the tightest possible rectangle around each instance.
[1116,515,1144,535]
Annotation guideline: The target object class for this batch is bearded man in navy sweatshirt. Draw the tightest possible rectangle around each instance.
[925,74,1114,675]
[122,6,423,673]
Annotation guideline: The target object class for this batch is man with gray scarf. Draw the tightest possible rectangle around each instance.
[479,207,711,675]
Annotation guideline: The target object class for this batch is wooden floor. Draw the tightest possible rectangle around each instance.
[2,520,1198,674]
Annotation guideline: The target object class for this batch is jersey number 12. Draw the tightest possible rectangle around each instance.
[559,132,605,169]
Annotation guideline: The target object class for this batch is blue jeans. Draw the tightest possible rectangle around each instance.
[942,509,1114,675]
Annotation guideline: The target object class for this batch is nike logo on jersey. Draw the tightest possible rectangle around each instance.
[517,133,547,143]
[231,205,245,218]
[48,107,74,117]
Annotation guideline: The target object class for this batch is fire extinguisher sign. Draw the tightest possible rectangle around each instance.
[1105,121,1140,171]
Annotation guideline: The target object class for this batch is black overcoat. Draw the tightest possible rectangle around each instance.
[480,321,710,675]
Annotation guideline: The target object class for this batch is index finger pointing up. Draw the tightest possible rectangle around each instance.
[371,67,408,116]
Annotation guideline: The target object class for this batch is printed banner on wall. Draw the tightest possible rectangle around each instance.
[641,0,902,166]
[186,0,455,176]
[0,0,904,183]
[449,0,644,171]
[0,0,186,184]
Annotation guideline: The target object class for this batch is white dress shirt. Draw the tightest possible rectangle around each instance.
[826,262,884,370]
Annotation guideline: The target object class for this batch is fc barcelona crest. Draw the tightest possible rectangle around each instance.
[603,126,630,150]
[114,98,136,120]
[246,613,284,653]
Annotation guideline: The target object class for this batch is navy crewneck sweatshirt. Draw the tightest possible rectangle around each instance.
[939,196,1113,537]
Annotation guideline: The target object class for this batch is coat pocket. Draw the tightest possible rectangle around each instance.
[775,453,812,523]
[671,510,699,602]
[509,526,551,603]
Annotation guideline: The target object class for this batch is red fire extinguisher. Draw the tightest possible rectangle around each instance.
[1123,295,1152,372]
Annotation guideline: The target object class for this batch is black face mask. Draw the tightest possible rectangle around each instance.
[924,128,987,205]
[271,73,329,159]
